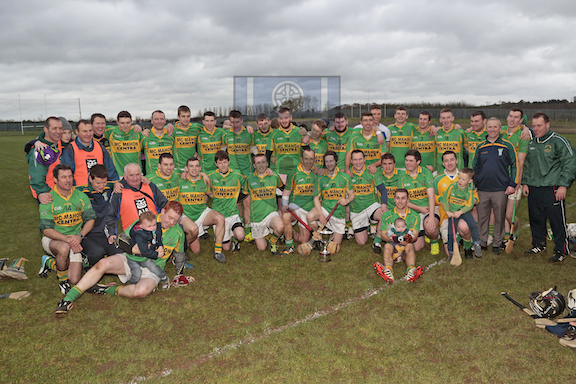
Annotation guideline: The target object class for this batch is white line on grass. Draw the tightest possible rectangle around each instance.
[126,258,447,383]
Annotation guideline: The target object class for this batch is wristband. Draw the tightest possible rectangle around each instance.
[78,233,85,240]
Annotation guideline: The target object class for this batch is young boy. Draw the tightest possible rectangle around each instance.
[126,211,169,290]
[387,217,410,262]
[440,168,482,260]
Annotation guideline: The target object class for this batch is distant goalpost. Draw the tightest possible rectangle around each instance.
[0,96,82,134]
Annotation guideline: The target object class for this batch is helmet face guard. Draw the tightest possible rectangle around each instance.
[529,288,566,318]
[35,146,58,166]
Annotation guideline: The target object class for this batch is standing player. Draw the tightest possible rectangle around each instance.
[398,150,440,254]
[208,151,247,252]
[345,112,384,173]
[27,116,64,202]
[387,106,417,169]
[465,111,487,167]
[179,157,226,263]
[197,111,224,175]
[148,153,181,201]
[38,165,96,293]
[244,154,285,254]
[281,148,317,255]
[325,112,354,170]
[251,113,274,163]
[172,105,200,172]
[435,108,467,171]
[501,108,530,243]
[307,151,355,248]
[61,120,119,186]
[352,104,390,149]
[270,107,307,184]
[522,112,576,262]
[106,111,143,178]
[410,111,436,173]
[349,150,384,245]
[141,110,174,176]
[374,189,423,283]
[91,113,111,154]
[308,119,328,170]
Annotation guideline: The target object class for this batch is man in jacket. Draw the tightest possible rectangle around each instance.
[522,112,576,262]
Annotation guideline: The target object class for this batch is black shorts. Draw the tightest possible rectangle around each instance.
[81,232,123,266]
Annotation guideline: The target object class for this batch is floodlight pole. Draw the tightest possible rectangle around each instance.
[78,98,82,119]
[18,94,23,135]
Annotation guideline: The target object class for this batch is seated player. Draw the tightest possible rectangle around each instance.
[126,211,169,290]
[374,188,424,283]
[54,201,186,315]
[38,164,96,294]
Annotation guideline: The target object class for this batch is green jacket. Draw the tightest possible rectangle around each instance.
[522,130,576,188]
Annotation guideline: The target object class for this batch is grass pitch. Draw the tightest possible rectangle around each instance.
[1,133,576,383]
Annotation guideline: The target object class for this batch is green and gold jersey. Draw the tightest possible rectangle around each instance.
[440,182,476,213]
[325,128,354,169]
[433,171,459,223]
[308,137,328,168]
[501,126,529,155]
[244,172,283,223]
[197,127,224,175]
[222,126,252,175]
[105,126,143,177]
[38,186,96,235]
[410,128,436,171]
[208,169,245,217]
[148,170,181,201]
[314,168,352,219]
[375,168,401,209]
[271,124,303,174]
[172,121,200,171]
[286,164,316,212]
[398,166,434,208]
[141,128,174,176]
[251,129,273,155]
[379,207,420,235]
[435,125,467,171]
[348,131,385,167]
[388,122,417,169]
[123,215,184,269]
[350,166,377,213]
[178,176,208,221]
[465,128,487,167]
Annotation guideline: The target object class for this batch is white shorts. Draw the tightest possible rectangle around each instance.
[440,219,449,243]
[351,202,381,231]
[217,214,243,243]
[41,236,82,263]
[117,253,161,285]
[320,207,346,234]
[288,203,310,229]
[508,188,522,201]
[251,211,280,239]
[194,207,212,237]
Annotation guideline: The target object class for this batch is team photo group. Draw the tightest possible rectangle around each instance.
[26,103,576,315]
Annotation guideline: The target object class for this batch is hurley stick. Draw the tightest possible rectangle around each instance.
[505,194,518,254]
[450,218,462,266]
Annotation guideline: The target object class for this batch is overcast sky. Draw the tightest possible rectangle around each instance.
[1,0,575,121]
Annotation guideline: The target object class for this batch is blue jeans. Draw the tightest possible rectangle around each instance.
[447,212,480,253]
[126,257,167,284]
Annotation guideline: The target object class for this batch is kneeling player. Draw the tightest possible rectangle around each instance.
[179,158,226,263]
[281,148,317,255]
[209,151,246,252]
[374,189,423,283]
[244,154,285,254]
[306,151,354,250]
[349,150,384,246]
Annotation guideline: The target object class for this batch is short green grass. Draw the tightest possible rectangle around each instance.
[1,133,576,383]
